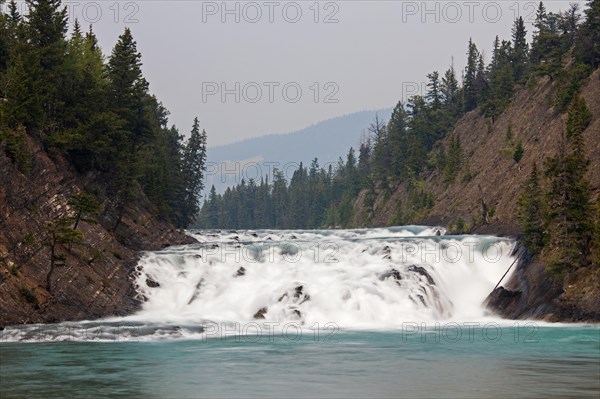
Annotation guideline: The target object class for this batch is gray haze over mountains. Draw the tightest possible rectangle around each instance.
[204,108,393,194]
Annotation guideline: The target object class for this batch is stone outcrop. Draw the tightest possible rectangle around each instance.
[0,135,195,326]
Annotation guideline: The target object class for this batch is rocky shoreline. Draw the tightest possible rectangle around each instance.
[485,244,600,322]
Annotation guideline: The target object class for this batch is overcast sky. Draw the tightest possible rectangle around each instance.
[12,1,581,146]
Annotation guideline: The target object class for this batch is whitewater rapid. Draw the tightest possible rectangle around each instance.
[1,226,520,342]
[132,226,516,327]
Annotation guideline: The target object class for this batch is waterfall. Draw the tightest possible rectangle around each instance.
[132,227,516,328]
[0,227,517,342]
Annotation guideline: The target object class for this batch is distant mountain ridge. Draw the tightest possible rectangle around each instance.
[205,109,393,193]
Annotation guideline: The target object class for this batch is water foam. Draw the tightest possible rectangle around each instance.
[133,228,516,328]
[1,227,520,342]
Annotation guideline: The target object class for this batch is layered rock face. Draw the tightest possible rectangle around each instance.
[0,135,194,326]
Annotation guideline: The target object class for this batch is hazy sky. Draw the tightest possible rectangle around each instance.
[12,1,580,146]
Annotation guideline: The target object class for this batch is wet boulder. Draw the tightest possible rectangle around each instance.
[295,286,311,304]
[253,307,268,319]
[408,265,435,285]
[234,267,246,277]
[279,286,310,304]
[145,278,160,288]
[378,269,402,283]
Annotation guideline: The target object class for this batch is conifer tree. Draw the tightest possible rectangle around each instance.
[387,102,408,178]
[545,97,594,273]
[511,17,529,82]
[474,54,489,104]
[463,39,479,111]
[107,27,150,150]
[575,0,600,67]
[206,185,219,228]
[181,117,207,226]
[426,71,442,110]
[518,162,546,254]
[441,64,460,115]
[25,0,69,128]
[369,114,390,181]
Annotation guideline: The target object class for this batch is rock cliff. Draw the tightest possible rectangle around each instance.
[0,134,195,326]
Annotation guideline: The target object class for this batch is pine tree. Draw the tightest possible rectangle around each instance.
[369,114,390,181]
[511,17,529,82]
[426,71,441,110]
[518,163,546,254]
[513,139,524,163]
[441,64,459,116]
[24,0,69,128]
[357,138,371,182]
[271,169,288,228]
[534,1,548,34]
[530,2,564,77]
[68,192,100,230]
[107,27,150,150]
[545,97,594,273]
[559,3,582,45]
[2,53,40,127]
[387,101,408,178]
[485,40,514,119]
[463,39,479,111]
[444,135,462,183]
[575,0,600,68]
[0,3,9,74]
[181,117,207,226]
[8,0,21,24]
[206,185,219,228]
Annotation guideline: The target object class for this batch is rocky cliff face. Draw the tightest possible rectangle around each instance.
[352,69,600,321]
[0,134,195,326]
[484,244,600,322]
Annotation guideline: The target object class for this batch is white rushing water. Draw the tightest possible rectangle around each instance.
[1,227,519,342]
[131,226,517,328]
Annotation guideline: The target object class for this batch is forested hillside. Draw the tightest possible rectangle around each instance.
[200,1,599,236]
[0,0,206,324]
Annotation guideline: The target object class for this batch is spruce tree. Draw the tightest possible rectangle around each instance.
[518,163,546,254]
[511,17,529,82]
[207,185,219,228]
[463,39,479,111]
[369,114,390,181]
[545,97,594,273]
[575,0,600,67]
[25,0,69,128]
[181,117,207,226]
[387,102,408,179]
[441,64,459,116]
[426,71,442,110]
[107,27,150,151]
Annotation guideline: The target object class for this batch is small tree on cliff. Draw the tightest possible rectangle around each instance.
[517,162,547,254]
[44,217,83,292]
[68,191,100,230]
